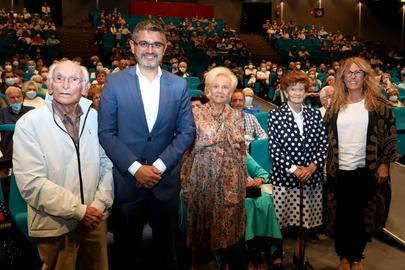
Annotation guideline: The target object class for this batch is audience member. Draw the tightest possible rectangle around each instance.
[242,87,261,115]
[0,86,34,170]
[230,90,267,149]
[22,80,45,108]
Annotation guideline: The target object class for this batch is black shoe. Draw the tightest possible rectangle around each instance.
[271,263,285,270]
[293,254,313,270]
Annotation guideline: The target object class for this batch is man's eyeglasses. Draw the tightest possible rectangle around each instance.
[134,40,165,49]
[52,74,83,86]
[345,70,364,78]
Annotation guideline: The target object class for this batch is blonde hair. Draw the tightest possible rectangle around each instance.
[326,57,382,119]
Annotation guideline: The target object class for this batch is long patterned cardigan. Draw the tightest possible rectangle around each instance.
[324,99,398,238]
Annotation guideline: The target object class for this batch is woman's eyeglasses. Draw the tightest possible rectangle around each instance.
[345,70,364,78]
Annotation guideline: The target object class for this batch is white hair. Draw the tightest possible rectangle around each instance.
[204,66,238,91]
[47,60,89,91]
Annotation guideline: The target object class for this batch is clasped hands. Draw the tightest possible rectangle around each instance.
[246,177,264,188]
[293,163,317,183]
[134,165,162,189]
[77,206,103,234]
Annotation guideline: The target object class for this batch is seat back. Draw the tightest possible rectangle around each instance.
[249,139,272,173]
[9,174,27,219]
[0,124,15,132]
[255,112,269,133]
[393,107,405,156]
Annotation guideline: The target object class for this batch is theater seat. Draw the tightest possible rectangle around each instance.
[249,139,272,173]
[8,174,34,246]
[255,112,269,133]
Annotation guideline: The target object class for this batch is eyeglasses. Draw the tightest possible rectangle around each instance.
[134,40,165,49]
[345,70,364,78]
[52,74,83,86]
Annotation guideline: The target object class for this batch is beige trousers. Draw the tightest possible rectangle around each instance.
[37,220,108,270]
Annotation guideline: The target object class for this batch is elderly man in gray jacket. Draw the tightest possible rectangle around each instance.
[13,60,113,270]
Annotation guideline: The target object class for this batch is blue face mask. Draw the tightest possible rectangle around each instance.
[10,102,22,112]
[25,90,37,99]
[28,66,36,72]
[5,78,15,86]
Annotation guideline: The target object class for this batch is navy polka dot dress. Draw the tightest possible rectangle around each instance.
[268,104,327,229]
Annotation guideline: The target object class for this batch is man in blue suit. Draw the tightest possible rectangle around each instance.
[98,20,195,269]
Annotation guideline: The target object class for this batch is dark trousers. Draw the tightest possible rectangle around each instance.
[111,191,179,270]
[334,168,373,262]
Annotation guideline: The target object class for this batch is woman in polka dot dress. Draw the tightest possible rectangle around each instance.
[268,70,328,269]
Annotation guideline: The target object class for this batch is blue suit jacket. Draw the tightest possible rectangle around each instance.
[98,66,196,203]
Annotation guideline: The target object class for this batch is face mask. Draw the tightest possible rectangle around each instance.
[296,65,301,70]
[5,78,15,86]
[382,78,388,83]
[179,67,186,73]
[25,90,36,99]
[96,66,104,72]
[309,74,315,79]
[10,102,22,112]
[13,61,19,66]
[261,68,266,72]
[41,72,48,78]
[389,95,398,102]
[277,72,283,76]
[172,63,178,68]
[272,68,277,72]
[4,65,12,71]
[28,66,36,72]
[245,96,253,106]
[248,64,253,69]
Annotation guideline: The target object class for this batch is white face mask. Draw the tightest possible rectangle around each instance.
[261,68,266,72]
[245,96,253,106]
[389,95,398,102]
[179,67,186,73]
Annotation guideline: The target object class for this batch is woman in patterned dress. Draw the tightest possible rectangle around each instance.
[324,57,397,270]
[268,70,328,269]
[181,67,246,270]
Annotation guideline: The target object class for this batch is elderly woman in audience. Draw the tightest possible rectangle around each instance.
[324,57,397,270]
[87,84,103,111]
[22,80,45,108]
[386,87,404,107]
[268,70,327,270]
[181,67,245,270]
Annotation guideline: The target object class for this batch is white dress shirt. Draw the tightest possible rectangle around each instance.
[128,65,167,176]
[288,103,304,173]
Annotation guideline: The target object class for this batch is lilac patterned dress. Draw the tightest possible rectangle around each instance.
[181,103,246,250]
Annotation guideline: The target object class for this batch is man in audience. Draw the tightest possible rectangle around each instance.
[242,87,261,114]
[0,86,34,170]
[230,90,267,149]
[13,60,113,270]
[112,58,128,73]
[319,85,335,117]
